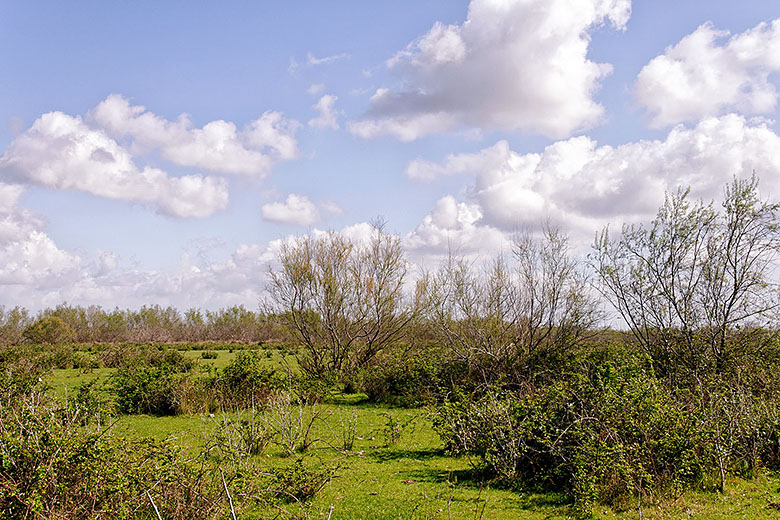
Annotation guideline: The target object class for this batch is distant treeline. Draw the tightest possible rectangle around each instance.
[0,304,285,345]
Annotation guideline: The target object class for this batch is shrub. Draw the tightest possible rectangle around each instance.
[270,457,336,503]
[433,359,707,514]
[110,353,199,416]
[214,350,281,410]
[358,354,440,407]
[22,316,76,344]
[98,343,195,369]
[0,379,222,519]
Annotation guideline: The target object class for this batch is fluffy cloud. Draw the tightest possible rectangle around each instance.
[0,186,277,310]
[0,112,229,218]
[308,94,340,130]
[350,0,631,141]
[89,94,299,178]
[636,19,780,127]
[0,183,83,290]
[404,195,507,261]
[262,194,320,226]
[407,114,780,243]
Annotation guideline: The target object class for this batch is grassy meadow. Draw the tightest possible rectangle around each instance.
[25,344,780,519]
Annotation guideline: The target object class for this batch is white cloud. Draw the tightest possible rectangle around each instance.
[0,183,82,290]
[636,19,780,127]
[289,52,349,75]
[404,195,508,261]
[350,0,631,141]
[307,52,349,66]
[406,141,514,181]
[0,112,229,218]
[0,186,277,310]
[320,200,345,215]
[407,114,780,245]
[307,83,326,96]
[308,94,340,130]
[262,194,320,226]
[90,94,300,178]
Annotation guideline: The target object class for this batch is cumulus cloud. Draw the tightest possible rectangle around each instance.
[636,19,780,127]
[262,194,320,226]
[404,195,507,260]
[407,114,780,244]
[89,94,299,178]
[308,94,340,130]
[0,112,229,218]
[350,0,631,141]
[0,183,83,290]
[0,186,278,310]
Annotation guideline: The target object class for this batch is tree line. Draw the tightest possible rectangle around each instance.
[0,304,283,345]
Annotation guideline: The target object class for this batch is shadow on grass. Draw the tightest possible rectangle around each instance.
[399,466,574,511]
[368,447,445,463]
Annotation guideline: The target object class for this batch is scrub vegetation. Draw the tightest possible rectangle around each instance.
[3,177,780,519]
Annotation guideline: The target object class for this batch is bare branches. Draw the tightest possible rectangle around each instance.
[592,176,780,380]
[424,225,600,386]
[266,225,416,377]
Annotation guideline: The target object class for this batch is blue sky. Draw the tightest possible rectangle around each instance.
[1,0,779,311]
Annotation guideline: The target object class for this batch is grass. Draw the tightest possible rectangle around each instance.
[41,346,780,520]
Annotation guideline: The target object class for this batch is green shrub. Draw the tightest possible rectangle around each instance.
[99,343,195,370]
[110,353,198,416]
[270,457,336,503]
[0,379,222,519]
[358,354,439,407]
[433,359,707,514]
[214,350,281,410]
[22,316,76,344]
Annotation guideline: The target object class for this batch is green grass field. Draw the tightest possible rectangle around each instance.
[40,348,780,519]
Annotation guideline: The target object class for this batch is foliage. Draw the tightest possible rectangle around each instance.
[270,457,336,503]
[110,353,198,415]
[214,350,281,410]
[357,353,442,407]
[433,344,780,515]
[0,379,222,519]
[22,316,76,344]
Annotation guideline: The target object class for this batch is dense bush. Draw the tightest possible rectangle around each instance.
[213,350,282,410]
[433,348,780,515]
[22,316,76,344]
[100,343,195,369]
[110,352,198,415]
[357,353,441,407]
[0,375,222,519]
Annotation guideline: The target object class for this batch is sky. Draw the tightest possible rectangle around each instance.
[1,0,779,312]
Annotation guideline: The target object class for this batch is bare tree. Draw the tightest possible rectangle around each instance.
[591,176,780,381]
[424,225,599,386]
[265,222,417,377]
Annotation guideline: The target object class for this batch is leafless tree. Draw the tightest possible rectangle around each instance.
[591,175,780,381]
[424,225,599,386]
[265,222,417,377]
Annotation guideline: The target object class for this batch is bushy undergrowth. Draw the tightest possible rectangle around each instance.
[432,346,780,515]
[0,356,338,519]
[357,353,452,407]
[0,373,222,519]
